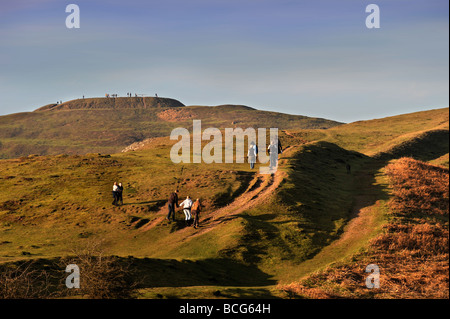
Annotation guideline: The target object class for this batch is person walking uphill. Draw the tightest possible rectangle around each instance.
[112,182,119,206]
[268,138,283,170]
[268,140,278,169]
[117,182,124,205]
[248,141,258,169]
[191,198,203,229]
[179,196,193,226]
[166,190,179,222]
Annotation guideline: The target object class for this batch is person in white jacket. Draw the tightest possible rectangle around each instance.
[247,141,258,169]
[112,182,119,206]
[179,196,193,226]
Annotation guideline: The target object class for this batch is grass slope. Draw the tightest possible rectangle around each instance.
[282,107,449,157]
[0,106,448,299]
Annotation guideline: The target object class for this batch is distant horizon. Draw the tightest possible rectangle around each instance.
[1,0,448,123]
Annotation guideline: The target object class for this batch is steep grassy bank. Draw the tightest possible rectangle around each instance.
[280,158,449,298]
[214,142,370,281]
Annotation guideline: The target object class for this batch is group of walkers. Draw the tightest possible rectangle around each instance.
[112,185,203,229]
[167,190,203,228]
[125,93,159,97]
[110,138,283,228]
[112,182,124,206]
[247,138,283,170]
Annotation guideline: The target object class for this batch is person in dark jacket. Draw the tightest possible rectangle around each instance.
[117,182,124,205]
[166,190,179,221]
[277,138,283,154]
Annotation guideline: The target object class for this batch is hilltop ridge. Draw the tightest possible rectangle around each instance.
[34,96,185,112]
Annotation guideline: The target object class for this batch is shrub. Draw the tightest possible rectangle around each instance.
[0,261,51,299]
[61,241,139,299]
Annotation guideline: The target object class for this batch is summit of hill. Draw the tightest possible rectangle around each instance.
[34,96,185,112]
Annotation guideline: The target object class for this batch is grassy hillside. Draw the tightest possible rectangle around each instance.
[0,138,369,298]
[429,153,449,168]
[0,98,342,159]
[282,107,449,157]
[0,106,448,299]
[0,142,255,263]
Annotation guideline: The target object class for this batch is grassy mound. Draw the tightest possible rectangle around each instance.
[34,97,185,111]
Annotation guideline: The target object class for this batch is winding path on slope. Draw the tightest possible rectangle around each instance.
[136,145,293,236]
[137,168,285,236]
[180,170,285,241]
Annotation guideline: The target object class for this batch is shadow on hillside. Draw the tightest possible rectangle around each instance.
[6,256,277,292]
[219,213,284,265]
[125,257,276,289]
[285,142,383,245]
[375,129,449,162]
[125,199,167,212]
[282,130,449,267]
[212,171,255,208]
[0,255,280,299]
[231,141,394,267]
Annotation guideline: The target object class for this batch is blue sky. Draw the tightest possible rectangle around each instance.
[0,0,448,122]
